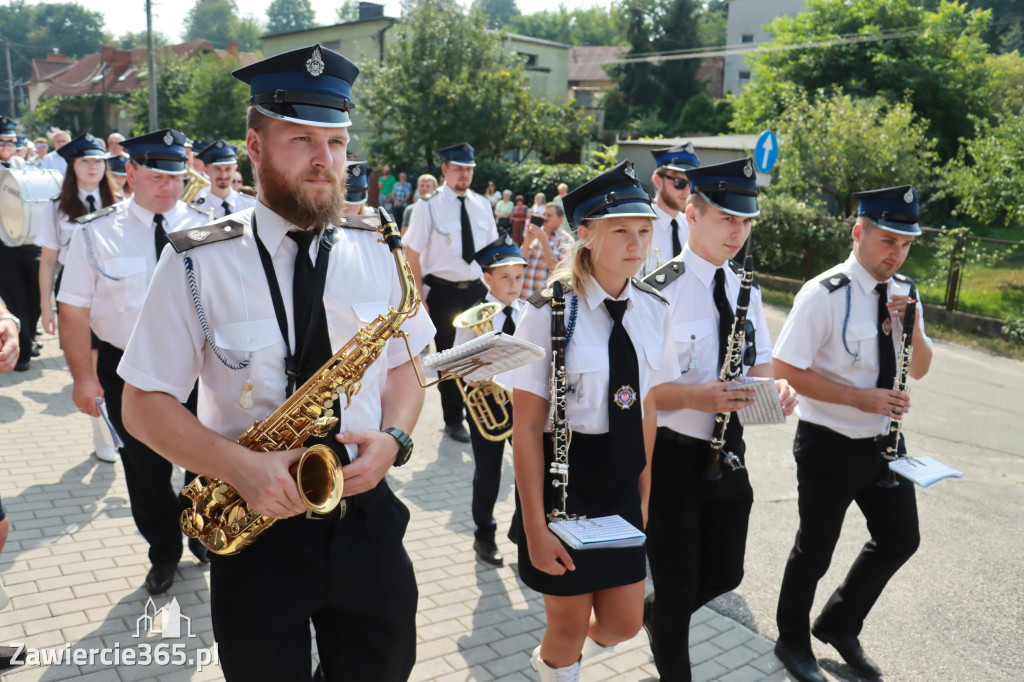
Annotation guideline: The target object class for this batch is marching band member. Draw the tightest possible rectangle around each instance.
[641,158,797,681]
[190,140,256,217]
[772,186,933,682]
[0,115,36,373]
[504,162,679,682]
[343,159,376,215]
[641,142,699,277]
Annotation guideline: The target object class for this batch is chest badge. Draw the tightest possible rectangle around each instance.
[881,317,892,336]
[613,385,637,410]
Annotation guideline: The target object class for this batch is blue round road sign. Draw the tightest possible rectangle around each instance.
[755,130,778,173]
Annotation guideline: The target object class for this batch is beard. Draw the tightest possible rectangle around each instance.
[256,154,345,230]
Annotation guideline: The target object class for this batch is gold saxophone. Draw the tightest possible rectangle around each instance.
[180,207,421,555]
[181,166,211,204]
[452,302,514,441]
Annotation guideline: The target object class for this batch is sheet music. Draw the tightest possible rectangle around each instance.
[728,377,785,426]
[547,515,646,550]
[95,397,125,450]
[889,456,964,488]
[423,331,545,381]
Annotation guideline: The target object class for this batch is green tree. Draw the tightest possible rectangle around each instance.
[474,0,520,29]
[361,0,591,168]
[118,31,170,49]
[234,15,265,52]
[731,0,994,160]
[945,113,1024,227]
[697,0,727,47]
[335,1,359,22]
[184,0,263,50]
[506,4,627,46]
[267,0,317,35]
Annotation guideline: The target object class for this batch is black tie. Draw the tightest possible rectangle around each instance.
[876,282,897,389]
[86,195,96,213]
[671,217,682,257]
[222,199,231,216]
[501,305,516,335]
[153,214,168,260]
[288,231,317,356]
[713,268,735,371]
[604,299,642,471]
[458,195,474,263]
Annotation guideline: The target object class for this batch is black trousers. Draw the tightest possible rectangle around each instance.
[424,279,486,425]
[210,481,417,682]
[466,388,511,543]
[0,244,41,364]
[96,341,196,566]
[776,421,920,649]
[645,428,753,682]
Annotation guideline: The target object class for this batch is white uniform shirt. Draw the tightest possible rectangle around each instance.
[35,187,105,264]
[641,202,689,278]
[453,292,524,348]
[39,150,67,175]
[502,277,680,433]
[404,183,498,284]
[193,186,258,218]
[655,246,773,440]
[773,252,932,439]
[118,203,436,461]
[56,197,209,349]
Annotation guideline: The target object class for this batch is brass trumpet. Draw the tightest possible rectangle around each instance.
[453,302,514,442]
[182,166,211,204]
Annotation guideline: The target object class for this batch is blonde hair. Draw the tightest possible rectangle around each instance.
[547,224,597,295]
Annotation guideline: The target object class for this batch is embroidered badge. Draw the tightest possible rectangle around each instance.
[504,236,513,246]
[744,159,754,177]
[903,188,914,204]
[364,217,381,228]
[215,140,224,148]
[614,385,637,409]
[188,229,210,241]
[830,276,842,287]
[84,132,94,142]
[655,273,666,284]
[881,317,892,336]
[306,46,325,77]
[624,162,637,180]
[163,131,173,146]
[350,163,361,177]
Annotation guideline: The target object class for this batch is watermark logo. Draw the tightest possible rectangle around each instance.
[135,597,196,639]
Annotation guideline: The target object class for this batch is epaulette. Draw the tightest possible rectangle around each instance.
[187,202,213,217]
[338,214,381,232]
[75,205,117,224]
[820,273,850,293]
[729,260,760,289]
[632,277,669,304]
[167,218,245,253]
[191,195,207,205]
[527,282,574,308]
[643,258,685,291]
[50,192,60,202]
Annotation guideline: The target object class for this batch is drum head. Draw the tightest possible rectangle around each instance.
[0,168,63,247]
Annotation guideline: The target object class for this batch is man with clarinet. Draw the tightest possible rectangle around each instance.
[642,158,797,681]
[771,185,933,682]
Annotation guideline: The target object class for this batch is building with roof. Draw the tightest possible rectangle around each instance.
[724,0,806,96]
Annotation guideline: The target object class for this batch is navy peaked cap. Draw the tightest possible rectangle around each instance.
[652,142,700,172]
[439,142,476,167]
[58,132,107,161]
[121,128,188,174]
[687,157,760,217]
[475,235,527,269]
[561,160,657,230]
[854,185,921,235]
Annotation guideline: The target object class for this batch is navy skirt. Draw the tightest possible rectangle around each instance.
[511,431,647,596]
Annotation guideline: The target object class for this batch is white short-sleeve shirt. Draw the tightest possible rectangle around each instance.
[641,202,689,278]
[501,277,680,434]
[403,183,498,284]
[34,188,105,264]
[654,246,774,440]
[773,252,932,439]
[118,203,436,461]
[56,197,209,349]
[193,187,258,218]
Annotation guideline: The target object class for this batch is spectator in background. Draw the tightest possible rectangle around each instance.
[494,189,514,236]
[33,137,49,164]
[390,171,413,224]
[107,132,125,156]
[378,164,396,211]
[510,194,528,244]
[231,170,244,190]
[40,129,71,175]
[520,202,569,299]
[484,180,500,208]
[402,173,438,233]
[525,191,546,225]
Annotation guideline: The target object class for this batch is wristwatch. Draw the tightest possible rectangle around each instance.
[383,427,414,467]
[0,313,20,333]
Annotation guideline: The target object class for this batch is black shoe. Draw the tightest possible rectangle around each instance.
[774,639,827,682]
[14,361,29,372]
[642,593,661,665]
[444,423,471,443]
[188,537,210,564]
[812,620,882,679]
[473,539,504,566]
[30,342,40,357]
[144,564,176,594]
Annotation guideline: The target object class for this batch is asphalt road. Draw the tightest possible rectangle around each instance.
[707,305,1024,682]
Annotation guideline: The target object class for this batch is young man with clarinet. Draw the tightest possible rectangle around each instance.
[642,158,797,682]
[771,185,933,682]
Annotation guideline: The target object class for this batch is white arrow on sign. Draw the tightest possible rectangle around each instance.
[759,134,774,169]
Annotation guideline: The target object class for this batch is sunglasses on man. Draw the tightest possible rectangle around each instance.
[658,172,690,190]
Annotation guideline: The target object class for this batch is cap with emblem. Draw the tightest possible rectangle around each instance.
[107,153,129,176]
[345,160,372,204]
[233,44,359,128]
[687,157,759,218]
[439,142,476,167]
[15,136,27,150]
[561,160,657,231]
[57,132,107,161]
[196,140,238,166]
[652,142,700,172]
[0,114,15,137]
[474,235,527,269]
[121,128,188,175]
[853,185,921,236]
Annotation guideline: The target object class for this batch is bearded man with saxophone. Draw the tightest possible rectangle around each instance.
[119,45,434,681]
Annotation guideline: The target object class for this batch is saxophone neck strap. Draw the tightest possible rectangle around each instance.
[252,216,334,396]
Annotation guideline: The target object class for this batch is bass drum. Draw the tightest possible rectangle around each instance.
[0,168,63,247]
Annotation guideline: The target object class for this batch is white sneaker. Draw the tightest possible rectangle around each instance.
[580,636,615,661]
[91,416,118,463]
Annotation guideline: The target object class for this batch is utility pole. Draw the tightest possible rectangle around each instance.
[146,0,158,129]
[5,38,15,117]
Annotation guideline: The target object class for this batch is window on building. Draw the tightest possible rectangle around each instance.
[739,71,751,81]
[741,34,754,44]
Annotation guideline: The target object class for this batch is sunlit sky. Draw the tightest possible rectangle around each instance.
[27,1,615,43]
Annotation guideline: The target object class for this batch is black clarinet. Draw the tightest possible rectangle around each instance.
[701,256,754,481]
[547,282,572,520]
[876,284,918,488]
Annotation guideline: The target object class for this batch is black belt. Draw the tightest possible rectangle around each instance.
[797,420,881,446]
[423,274,480,290]
[656,426,710,450]
[305,491,366,521]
